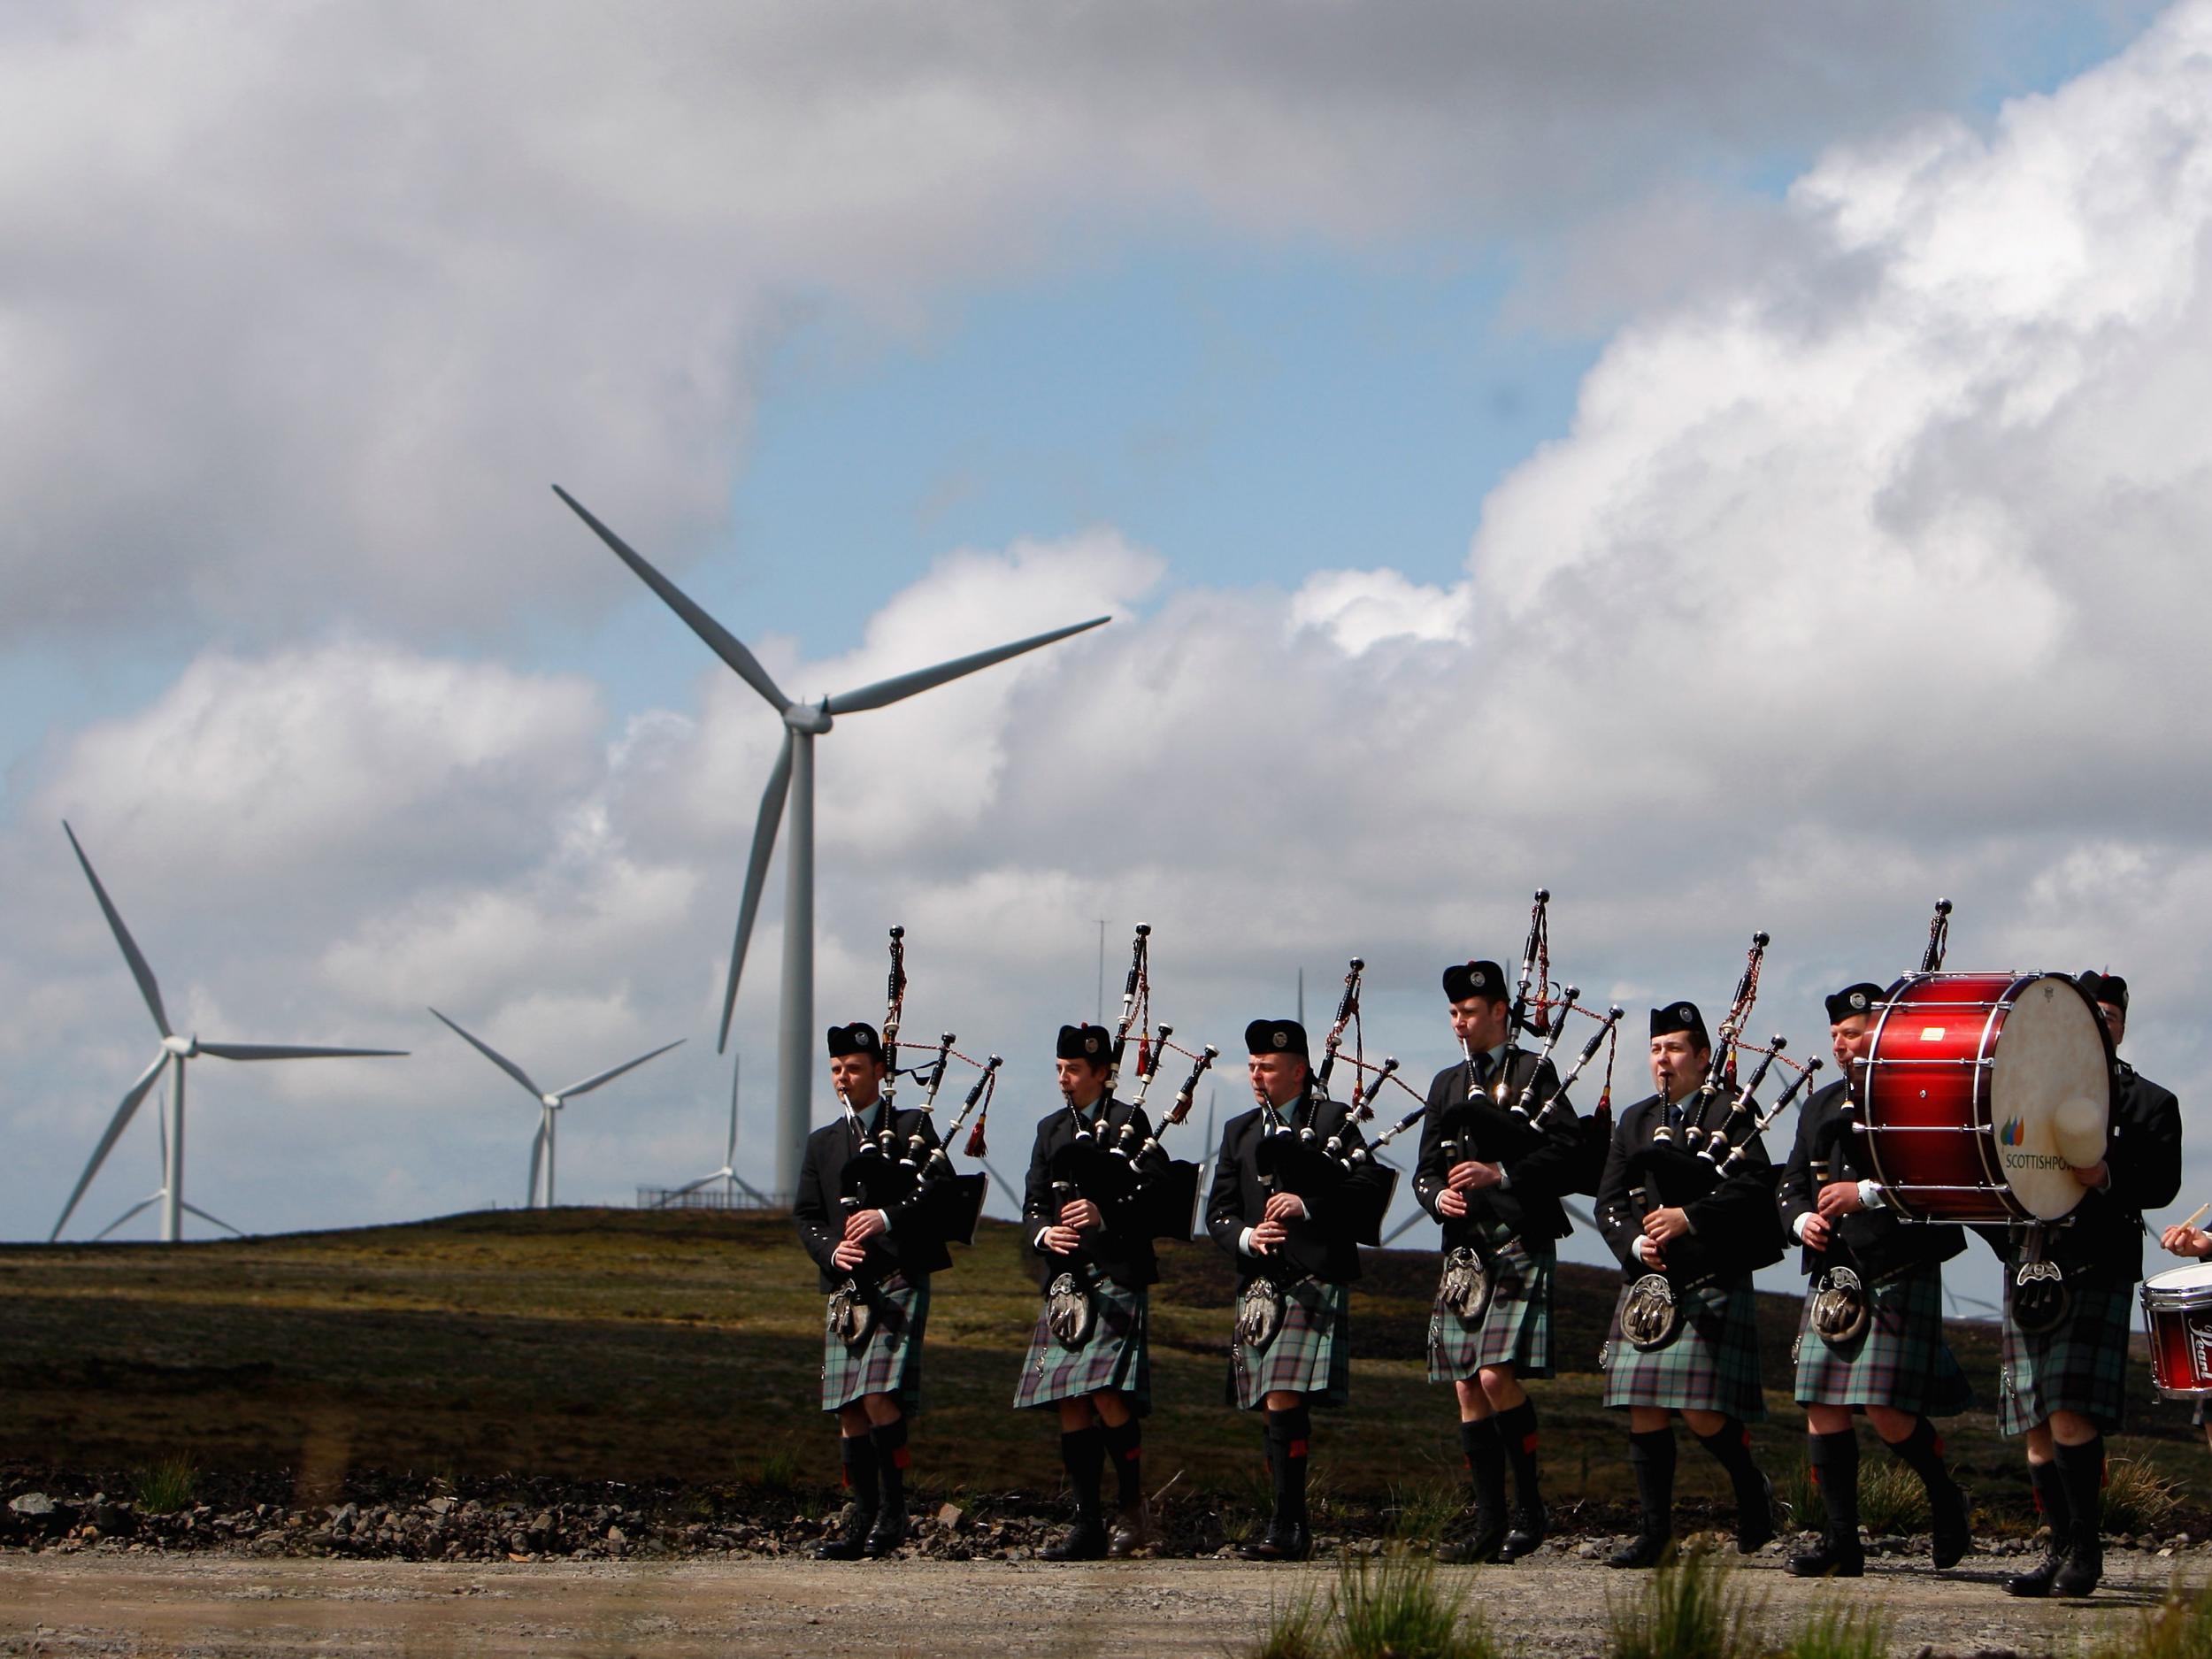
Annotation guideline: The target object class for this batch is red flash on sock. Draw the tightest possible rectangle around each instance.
[1289,1440,1310,1460]
[892,1447,912,1470]
[1520,1432,1539,1455]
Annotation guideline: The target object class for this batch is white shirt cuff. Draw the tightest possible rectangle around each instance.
[1033,1226,1052,1251]
[1793,1210,1816,1243]
[875,1209,893,1233]
[1633,1235,1660,1267]
[1238,1225,1258,1256]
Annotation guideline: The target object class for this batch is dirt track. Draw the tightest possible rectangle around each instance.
[0,1549,2193,1658]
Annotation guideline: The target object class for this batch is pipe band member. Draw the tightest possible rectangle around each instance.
[1415,958,1586,1565]
[1992,971,2181,1601]
[1015,1022,1172,1561]
[1206,1017,1394,1562]
[1778,981,1972,1579]
[793,1021,951,1562]
[1594,1001,1781,1570]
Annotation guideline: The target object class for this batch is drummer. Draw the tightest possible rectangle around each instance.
[1993,970,2182,1601]
[2156,1219,2212,1448]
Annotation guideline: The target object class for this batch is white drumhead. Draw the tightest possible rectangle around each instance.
[2144,1262,2212,1308]
[1987,973,2111,1222]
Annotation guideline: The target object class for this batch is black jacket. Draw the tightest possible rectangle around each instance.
[1412,1051,1584,1248]
[1206,1092,1394,1286]
[1022,1096,1171,1291]
[1778,1079,1964,1280]
[792,1102,952,1294]
[1595,1087,1782,1284]
[1983,1059,2182,1284]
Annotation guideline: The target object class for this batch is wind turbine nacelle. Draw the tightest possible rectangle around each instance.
[163,1034,196,1057]
[783,703,833,736]
[541,1094,563,1109]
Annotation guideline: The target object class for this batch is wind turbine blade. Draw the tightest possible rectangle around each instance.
[93,1194,164,1242]
[180,1202,247,1238]
[198,1042,408,1061]
[725,1055,741,1167]
[429,1009,544,1099]
[551,486,791,713]
[554,1038,684,1102]
[822,616,1110,715]
[718,728,793,1051]
[63,822,171,1039]
[50,1051,168,1241]
[662,1172,720,1202]
[527,1118,547,1208]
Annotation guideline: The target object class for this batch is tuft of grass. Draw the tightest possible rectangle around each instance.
[1246,1580,1328,1659]
[133,1455,200,1515]
[749,1443,803,1502]
[2087,1577,2212,1659]
[1855,1459,1928,1535]
[1333,1546,1498,1659]
[1774,1462,1820,1533]
[2102,1455,2184,1537]
[1783,1594,1887,1659]
[1606,1546,1767,1659]
[1386,1474,1463,1544]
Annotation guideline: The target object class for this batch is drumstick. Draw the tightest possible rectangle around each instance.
[2178,1200,2211,1233]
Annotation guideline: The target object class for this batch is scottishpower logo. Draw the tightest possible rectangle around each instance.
[2000,1116,2024,1147]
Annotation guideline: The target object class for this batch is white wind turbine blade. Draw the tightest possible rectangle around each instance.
[820,617,1110,715]
[526,1116,548,1208]
[658,1171,722,1205]
[198,1041,408,1060]
[551,486,792,713]
[725,1056,741,1169]
[50,1051,169,1240]
[552,1038,684,1102]
[718,729,793,1051]
[63,822,171,1039]
[180,1202,246,1237]
[429,1009,544,1099]
[93,1194,164,1242]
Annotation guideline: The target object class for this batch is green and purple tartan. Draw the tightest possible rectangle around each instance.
[1791,1264,1973,1416]
[1999,1276,2133,1435]
[819,1274,930,1414]
[1013,1277,1152,1413]
[1601,1277,1765,1420]
[1230,1277,1352,1410]
[1427,1233,1555,1382]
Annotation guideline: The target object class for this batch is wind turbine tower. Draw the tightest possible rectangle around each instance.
[51,823,408,1244]
[553,486,1108,1202]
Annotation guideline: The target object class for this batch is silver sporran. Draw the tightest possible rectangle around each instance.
[1810,1264,1870,1347]
[1621,1271,1682,1351]
[1047,1271,1096,1349]
[2011,1258,2071,1336]
[826,1278,874,1348]
[1439,1246,1494,1323]
[1237,1276,1286,1352]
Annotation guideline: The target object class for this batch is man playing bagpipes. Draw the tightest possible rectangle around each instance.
[1015,1022,1175,1560]
[1778,981,1973,1579]
[792,1021,954,1561]
[1414,958,1590,1564]
[1206,1017,1394,1561]
[1594,1000,1784,1569]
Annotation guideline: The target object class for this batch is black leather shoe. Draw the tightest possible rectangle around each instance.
[1786,1538,1864,1578]
[2050,1539,2102,1598]
[1735,1474,1777,1555]
[2003,1546,2066,1597]
[1499,1504,1546,1563]
[1240,1523,1312,1562]
[862,1504,908,1558]
[1438,1516,1506,1564]
[814,1508,876,1561]
[1042,1517,1109,1562]
[1607,1532,1676,1570]
[1929,1480,1970,1571]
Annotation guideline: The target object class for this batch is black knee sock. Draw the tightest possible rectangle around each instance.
[1694,1417,1769,1515]
[1807,1429,1859,1547]
[1061,1426,1106,1521]
[870,1417,910,1512]
[1494,1399,1542,1511]
[1265,1405,1312,1530]
[1459,1416,1507,1519]
[2029,1456,2070,1548]
[1629,1427,1677,1538]
[840,1432,880,1514]
[1101,1417,1144,1510]
[2052,1437,2105,1549]
[1885,1417,1956,1500]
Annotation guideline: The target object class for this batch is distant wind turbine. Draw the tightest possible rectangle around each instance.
[656,1054,769,1208]
[51,823,408,1244]
[430,1009,682,1208]
[552,485,1109,1201]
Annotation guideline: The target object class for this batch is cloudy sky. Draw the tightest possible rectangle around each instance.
[5,1,2208,1302]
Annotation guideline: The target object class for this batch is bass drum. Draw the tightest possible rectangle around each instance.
[2143,1263,2212,1398]
[1860,971,2112,1225]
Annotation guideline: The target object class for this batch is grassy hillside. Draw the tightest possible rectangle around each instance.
[3,1208,2202,1522]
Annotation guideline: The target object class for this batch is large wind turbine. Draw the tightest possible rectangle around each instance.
[553,485,1109,1201]
[51,823,408,1244]
[656,1054,769,1209]
[430,1009,682,1208]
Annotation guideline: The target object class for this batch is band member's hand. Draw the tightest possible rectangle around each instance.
[1250,1217,1289,1254]
[832,1239,867,1270]
[1263,1192,1309,1223]
[1059,1198,1103,1233]
[2162,1225,2212,1258]
[1436,1187,1470,1218]
[1448,1159,1502,1193]
[1633,1234,1664,1269]
[1816,1180,1863,1218]
[2071,1158,2110,1188]
[1042,1224,1085,1256]
[1800,1213,1833,1252]
[1642,1206,1691,1244]
[842,1208,888,1243]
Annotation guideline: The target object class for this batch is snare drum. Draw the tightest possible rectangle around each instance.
[2142,1263,2212,1397]
[1859,972,2112,1225]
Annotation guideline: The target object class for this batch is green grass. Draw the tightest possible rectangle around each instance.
[2104,1453,2185,1535]
[1238,1549,1497,1659]
[1247,1581,1330,1659]
[1854,1458,1928,1534]
[1782,1595,1887,1659]
[2087,1577,2212,1659]
[1605,1548,1766,1659]
[131,1453,199,1514]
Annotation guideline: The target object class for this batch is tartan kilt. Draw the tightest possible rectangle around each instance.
[1428,1235,1555,1383]
[1792,1265,1973,1416]
[1013,1277,1152,1414]
[1229,1278,1351,1410]
[1999,1275,2132,1435]
[1601,1277,1765,1419]
[819,1274,930,1414]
